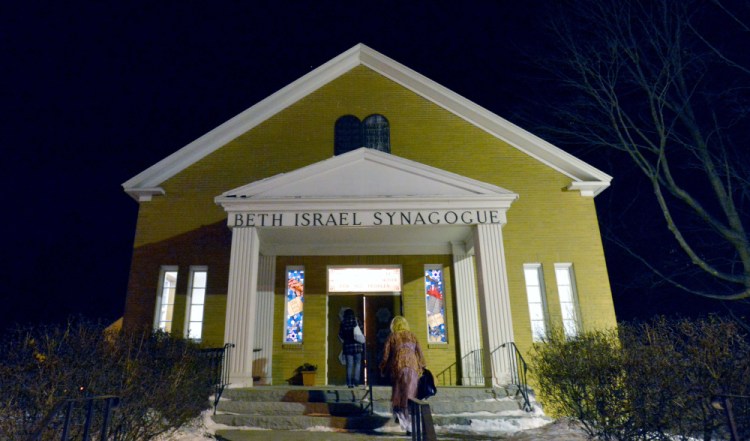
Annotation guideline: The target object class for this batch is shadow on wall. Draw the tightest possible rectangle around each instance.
[123,220,232,333]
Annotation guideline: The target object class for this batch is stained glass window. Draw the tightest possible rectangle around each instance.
[284,266,305,343]
[334,114,390,156]
[424,265,447,343]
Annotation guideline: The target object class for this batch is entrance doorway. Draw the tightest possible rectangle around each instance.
[327,294,401,386]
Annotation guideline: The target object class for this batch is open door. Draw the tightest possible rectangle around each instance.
[363,295,401,385]
[327,294,401,386]
[327,295,362,385]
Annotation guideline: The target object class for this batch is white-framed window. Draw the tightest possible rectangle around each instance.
[154,266,178,332]
[185,267,207,340]
[555,263,581,338]
[523,264,549,342]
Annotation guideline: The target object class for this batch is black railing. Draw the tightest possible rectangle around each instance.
[492,342,532,412]
[27,395,121,441]
[361,344,374,415]
[435,348,483,386]
[200,342,234,412]
[409,398,437,441]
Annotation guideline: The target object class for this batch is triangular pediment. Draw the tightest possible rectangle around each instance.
[217,148,516,202]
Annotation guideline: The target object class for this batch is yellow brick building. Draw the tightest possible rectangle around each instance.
[122,44,616,388]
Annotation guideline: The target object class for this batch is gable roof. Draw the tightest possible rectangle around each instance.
[123,44,611,201]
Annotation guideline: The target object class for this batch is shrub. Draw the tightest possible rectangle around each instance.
[530,316,750,441]
[530,327,638,441]
[0,320,215,441]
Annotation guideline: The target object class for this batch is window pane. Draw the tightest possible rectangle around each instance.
[193,271,207,288]
[531,321,546,342]
[561,302,576,320]
[188,322,203,340]
[529,303,545,320]
[524,268,540,285]
[563,320,577,337]
[191,288,205,305]
[363,114,390,153]
[526,286,542,303]
[558,286,572,302]
[164,287,176,304]
[555,268,571,285]
[190,305,204,322]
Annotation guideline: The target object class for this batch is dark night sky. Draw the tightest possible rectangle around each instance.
[0,1,729,333]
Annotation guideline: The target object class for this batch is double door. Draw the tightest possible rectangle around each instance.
[327,294,401,385]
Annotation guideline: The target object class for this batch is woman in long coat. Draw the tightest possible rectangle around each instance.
[379,316,426,433]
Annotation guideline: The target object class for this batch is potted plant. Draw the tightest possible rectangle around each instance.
[298,363,317,386]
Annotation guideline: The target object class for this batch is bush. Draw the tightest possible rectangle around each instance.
[530,327,638,441]
[0,320,215,441]
[530,316,750,441]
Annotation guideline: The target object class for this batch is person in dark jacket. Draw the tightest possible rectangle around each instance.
[338,308,364,387]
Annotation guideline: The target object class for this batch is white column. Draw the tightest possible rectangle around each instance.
[451,241,484,386]
[224,227,260,387]
[253,255,276,385]
[473,223,514,386]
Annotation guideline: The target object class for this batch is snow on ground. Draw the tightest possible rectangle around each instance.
[153,410,589,441]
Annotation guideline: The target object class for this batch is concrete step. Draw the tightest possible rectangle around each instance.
[213,412,536,431]
[212,385,534,432]
[213,413,393,431]
[220,385,514,403]
[217,396,521,416]
[217,400,370,416]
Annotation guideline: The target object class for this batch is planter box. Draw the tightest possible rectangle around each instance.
[301,371,316,386]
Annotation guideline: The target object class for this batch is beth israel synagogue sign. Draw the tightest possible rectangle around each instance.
[231,209,504,227]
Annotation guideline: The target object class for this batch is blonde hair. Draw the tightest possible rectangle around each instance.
[390,316,410,332]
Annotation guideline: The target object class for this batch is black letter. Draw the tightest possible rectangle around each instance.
[400,212,411,225]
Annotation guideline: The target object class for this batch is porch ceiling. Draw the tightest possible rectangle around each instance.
[257,224,472,256]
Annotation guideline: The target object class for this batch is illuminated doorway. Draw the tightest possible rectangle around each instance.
[325,266,402,386]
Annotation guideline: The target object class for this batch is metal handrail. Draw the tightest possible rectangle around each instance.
[409,398,437,441]
[492,342,532,412]
[200,342,234,413]
[27,395,121,441]
[361,343,374,415]
[435,348,483,386]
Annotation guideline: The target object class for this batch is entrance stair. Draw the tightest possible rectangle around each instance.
[212,385,539,435]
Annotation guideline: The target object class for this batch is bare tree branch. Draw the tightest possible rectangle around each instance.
[543,0,750,301]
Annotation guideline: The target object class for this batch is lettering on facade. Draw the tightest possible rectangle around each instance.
[231,210,501,227]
